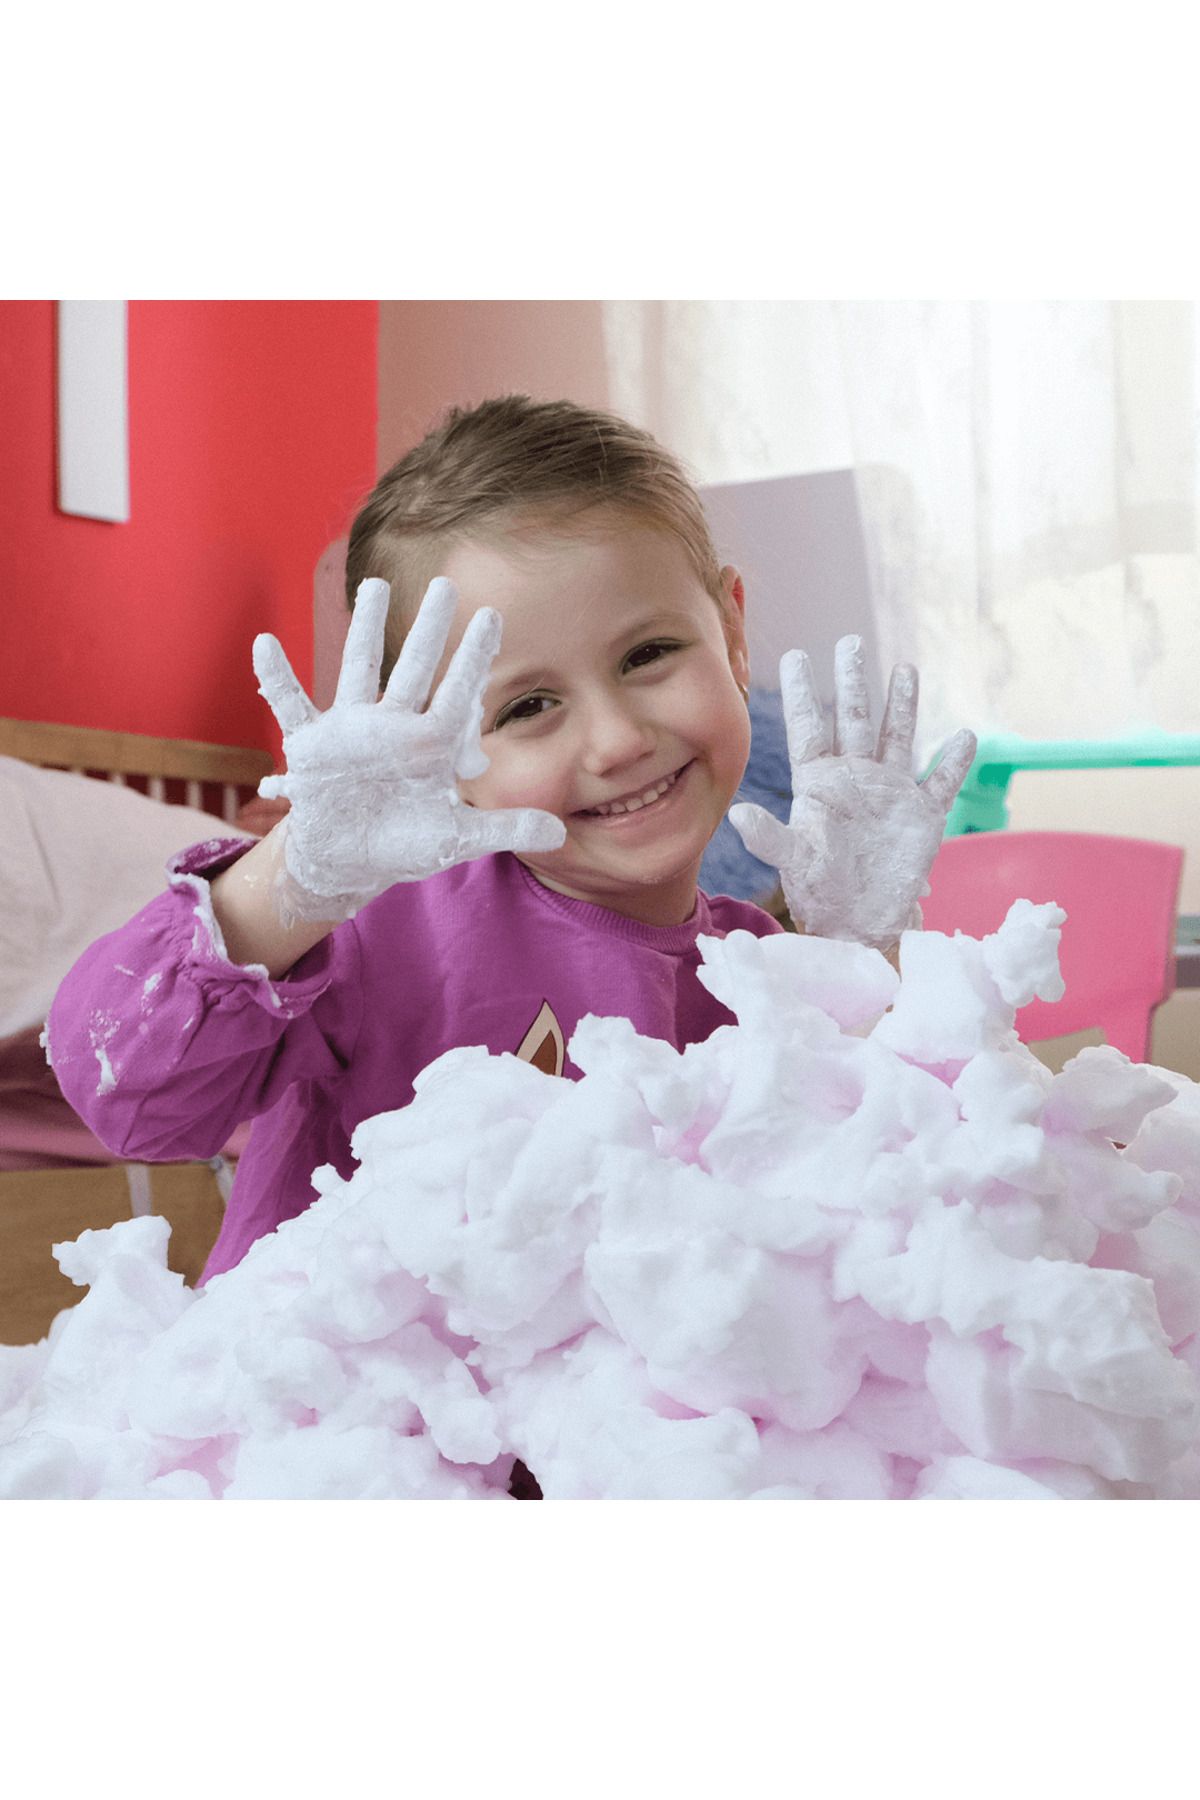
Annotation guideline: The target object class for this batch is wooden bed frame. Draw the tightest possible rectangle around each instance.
[0,719,275,1344]
[0,715,274,821]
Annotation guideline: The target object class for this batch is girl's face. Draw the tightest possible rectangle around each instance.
[437,513,752,926]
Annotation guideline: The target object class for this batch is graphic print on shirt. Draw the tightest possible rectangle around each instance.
[515,1000,565,1076]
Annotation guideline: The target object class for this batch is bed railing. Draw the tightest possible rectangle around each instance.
[0,717,275,824]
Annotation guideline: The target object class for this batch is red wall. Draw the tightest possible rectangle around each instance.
[0,301,377,755]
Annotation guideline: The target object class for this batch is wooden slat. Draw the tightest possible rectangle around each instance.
[0,1163,225,1345]
[0,717,274,788]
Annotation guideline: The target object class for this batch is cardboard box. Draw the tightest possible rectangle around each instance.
[0,1162,225,1345]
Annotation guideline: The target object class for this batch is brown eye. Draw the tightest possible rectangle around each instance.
[625,640,679,671]
[495,693,554,729]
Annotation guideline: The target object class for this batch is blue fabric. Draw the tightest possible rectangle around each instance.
[700,687,794,903]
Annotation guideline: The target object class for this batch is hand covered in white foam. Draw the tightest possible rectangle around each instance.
[254,577,566,920]
[728,637,976,950]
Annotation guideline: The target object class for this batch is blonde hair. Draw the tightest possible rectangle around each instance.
[345,395,726,680]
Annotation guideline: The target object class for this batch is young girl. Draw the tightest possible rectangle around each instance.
[47,396,975,1288]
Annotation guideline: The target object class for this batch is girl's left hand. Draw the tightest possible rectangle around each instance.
[728,636,976,951]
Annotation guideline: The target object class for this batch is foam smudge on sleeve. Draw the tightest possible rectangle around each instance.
[89,1011,121,1096]
[4,900,1200,1500]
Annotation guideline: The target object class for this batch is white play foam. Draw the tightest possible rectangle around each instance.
[4,901,1199,1500]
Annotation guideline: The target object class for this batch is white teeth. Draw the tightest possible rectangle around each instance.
[586,768,680,817]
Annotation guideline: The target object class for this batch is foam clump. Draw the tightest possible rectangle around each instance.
[5,899,1200,1500]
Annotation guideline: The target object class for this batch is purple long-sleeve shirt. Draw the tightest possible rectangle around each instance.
[48,841,782,1281]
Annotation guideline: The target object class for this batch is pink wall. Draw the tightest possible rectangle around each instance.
[377,301,612,468]
[305,302,613,708]
[0,301,377,755]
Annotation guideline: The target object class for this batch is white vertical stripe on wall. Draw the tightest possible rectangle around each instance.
[56,301,130,523]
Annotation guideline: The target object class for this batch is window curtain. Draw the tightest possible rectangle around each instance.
[600,300,1200,761]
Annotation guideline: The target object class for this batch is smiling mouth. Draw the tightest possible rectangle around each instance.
[576,762,691,818]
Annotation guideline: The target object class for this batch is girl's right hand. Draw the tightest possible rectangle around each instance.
[252,577,566,921]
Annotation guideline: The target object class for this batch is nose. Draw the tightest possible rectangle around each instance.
[577,688,658,777]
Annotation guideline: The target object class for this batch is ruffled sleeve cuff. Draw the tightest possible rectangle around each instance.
[164,837,337,1019]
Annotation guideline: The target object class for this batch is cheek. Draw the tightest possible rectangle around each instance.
[716,709,753,793]
[697,686,753,800]
[459,737,566,812]
[683,665,752,761]
[730,687,754,754]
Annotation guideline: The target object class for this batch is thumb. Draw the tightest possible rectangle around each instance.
[506,807,568,854]
[727,802,796,870]
[461,805,568,858]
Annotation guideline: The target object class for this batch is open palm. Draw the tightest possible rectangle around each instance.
[729,637,976,949]
[254,577,565,917]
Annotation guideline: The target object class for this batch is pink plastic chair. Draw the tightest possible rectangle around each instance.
[920,831,1183,1061]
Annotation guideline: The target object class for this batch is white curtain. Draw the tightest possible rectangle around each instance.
[600,300,1200,761]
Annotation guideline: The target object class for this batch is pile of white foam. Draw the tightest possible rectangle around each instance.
[4,901,1200,1500]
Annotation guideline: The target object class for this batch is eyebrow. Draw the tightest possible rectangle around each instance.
[488,613,692,698]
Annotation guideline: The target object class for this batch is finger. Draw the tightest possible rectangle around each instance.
[728,802,797,871]
[253,634,319,737]
[832,635,875,758]
[335,578,390,707]
[453,689,490,780]
[779,649,829,790]
[877,663,919,768]
[920,728,978,813]
[383,577,460,712]
[426,606,503,734]
[459,805,567,857]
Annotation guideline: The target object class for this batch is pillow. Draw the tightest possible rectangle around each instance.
[0,756,249,1038]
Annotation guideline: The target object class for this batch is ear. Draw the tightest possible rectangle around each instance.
[720,564,751,690]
